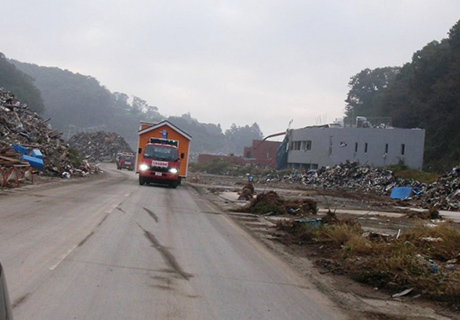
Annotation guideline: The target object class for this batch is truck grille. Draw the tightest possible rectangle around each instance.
[151,166,169,173]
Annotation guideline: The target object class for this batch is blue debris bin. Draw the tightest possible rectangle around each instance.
[31,149,43,159]
[11,144,29,155]
[21,155,44,170]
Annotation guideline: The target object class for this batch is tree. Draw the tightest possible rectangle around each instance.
[224,123,263,155]
[345,67,400,121]
[345,19,460,172]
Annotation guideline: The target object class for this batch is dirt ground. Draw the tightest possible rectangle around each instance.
[189,173,460,320]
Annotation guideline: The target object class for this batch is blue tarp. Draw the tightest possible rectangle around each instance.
[390,187,413,200]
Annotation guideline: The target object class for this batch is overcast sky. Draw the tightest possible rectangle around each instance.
[1,1,459,136]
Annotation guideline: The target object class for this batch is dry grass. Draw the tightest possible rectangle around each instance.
[277,218,460,309]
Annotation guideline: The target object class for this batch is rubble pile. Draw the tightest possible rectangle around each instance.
[69,131,133,162]
[297,162,410,194]
[238,183,255,200]
[286,162,460,211]
[242,191,318,216]
[414,167,460,210]
[0,88,92,179]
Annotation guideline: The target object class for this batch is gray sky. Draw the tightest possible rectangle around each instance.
[1,1,459,136]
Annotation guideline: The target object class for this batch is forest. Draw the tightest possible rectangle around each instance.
[345,20,460,172]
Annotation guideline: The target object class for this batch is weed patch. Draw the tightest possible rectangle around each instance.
[276,218,460,309]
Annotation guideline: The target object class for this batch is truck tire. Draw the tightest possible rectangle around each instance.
[139,177,146,185]
[170,180,179,188]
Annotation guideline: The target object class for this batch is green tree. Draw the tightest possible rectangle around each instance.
[346,19,460,172]
[345,67,400,122]
[224,123,263,155]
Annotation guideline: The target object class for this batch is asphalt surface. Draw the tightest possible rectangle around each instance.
[0,164,349,320]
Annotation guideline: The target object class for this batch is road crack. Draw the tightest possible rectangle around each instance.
[137,223,192,281]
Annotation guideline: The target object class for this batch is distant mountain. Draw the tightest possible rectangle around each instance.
[9,59,262,155]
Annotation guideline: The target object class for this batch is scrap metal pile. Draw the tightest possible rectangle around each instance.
[0,88,101,186]
[414,167,460,211]
[284,162,460,211]
[68,131,133,163]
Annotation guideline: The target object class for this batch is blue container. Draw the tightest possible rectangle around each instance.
[21,155,44,170]
[390,187,412,200]
[12,144,29,155]
[294,218,322,228]
[31,149,43,159]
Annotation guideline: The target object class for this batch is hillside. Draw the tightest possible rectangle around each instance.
[345,19,460,172]
[0,53,45,113]
[9,60,262,155]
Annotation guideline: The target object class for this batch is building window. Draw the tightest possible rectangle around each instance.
[290,140,311,151]
[355,143,358,152]
[385,144,389,154]
[401,144,405,155]
[290,141,301,150]
[364,143,368,153]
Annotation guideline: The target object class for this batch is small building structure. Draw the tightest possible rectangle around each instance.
[287,122,425,170]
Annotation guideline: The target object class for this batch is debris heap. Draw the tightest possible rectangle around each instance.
[69,131,133,162]
[289,161,460,211]
[299,162,407,194]
[242,191,318,216]
[0,88,91,179]
[414,166,460,210]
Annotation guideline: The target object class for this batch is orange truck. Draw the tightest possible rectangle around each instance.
[136,120,192,188]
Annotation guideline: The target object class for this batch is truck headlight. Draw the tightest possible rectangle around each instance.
[139,164,149,171]
[169,168,178,174]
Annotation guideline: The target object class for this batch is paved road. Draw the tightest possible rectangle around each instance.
[0,164,348,320]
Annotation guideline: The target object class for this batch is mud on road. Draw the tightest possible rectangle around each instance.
[189,174,460,320]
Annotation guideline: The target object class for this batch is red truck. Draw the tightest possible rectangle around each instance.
[137,138,184,188]
[116,153,135,171]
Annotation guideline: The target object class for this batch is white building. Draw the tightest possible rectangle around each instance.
[287,125,425,170]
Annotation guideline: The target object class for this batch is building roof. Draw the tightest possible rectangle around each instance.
[138,120,192,140]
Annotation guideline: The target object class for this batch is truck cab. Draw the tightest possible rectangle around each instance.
[116,153,135,171]
[138,138,184,188]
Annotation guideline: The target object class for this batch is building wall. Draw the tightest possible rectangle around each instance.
[287,127,425,170]
[244,140,281,168]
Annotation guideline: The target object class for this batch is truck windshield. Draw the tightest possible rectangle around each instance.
[144,145,178,161]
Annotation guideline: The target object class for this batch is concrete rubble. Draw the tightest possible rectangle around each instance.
[68,131,133,163]
[1,88,100,187]
[278,161,460,211]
